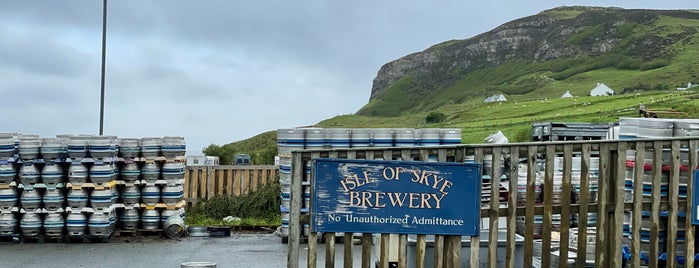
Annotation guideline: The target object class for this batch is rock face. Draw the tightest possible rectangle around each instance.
[366,6,699,106]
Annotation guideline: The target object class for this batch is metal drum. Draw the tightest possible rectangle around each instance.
[304,128,326,149]
[350,129,371,148]
[89,135,118,159]
[18,134,40,161]
[90,188,116,210]
[161,184,184,205]
[18,163,40,185]
[160,208,184,225]
[0,188,17,209]
[89,163,115,185]
[66,135,90,159]
[68,162,88,184]
[162,162,185,184]
[66,189,89,209]
[141,162,160,183]
[0,133,16,158]
[120,185,141,205]
[636,118,673,138]
[41,162,63,186]
[66,212,87,236]
[20,189,41,210]
[88,211,114,236]
[20,212,42,236]
[328,129,350,149]
[162,211,185,239]
[40,138,65,160]
[161,136,186,158]
[43,212,65,236]
[277,129,305,156]
[673,119,699,137]
[118,138,141,159]
[0,163,15,184]
[441,128,462,145]
[394,128,416,147]
[141,185,161,205]
[120,208,140,230]
[0,212,17,234]
[371,128,394,147]
[417,128,441,146]
[140,137,162,159]
[119,161,141,183]
[141,209,160,230]
[43,189,64,211]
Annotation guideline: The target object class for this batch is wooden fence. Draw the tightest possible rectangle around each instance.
[184,165,278,204]
[287,138,699,268]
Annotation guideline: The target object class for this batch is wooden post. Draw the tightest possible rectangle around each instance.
[287,153,304,268]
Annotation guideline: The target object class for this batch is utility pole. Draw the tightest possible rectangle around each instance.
[99,0,107,135]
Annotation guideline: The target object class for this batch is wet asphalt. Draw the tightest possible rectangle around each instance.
[0,232,367,268]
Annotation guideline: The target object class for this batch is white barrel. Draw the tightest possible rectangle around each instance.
[181,262,217,268]
[120,162,140,182]
[0,212,17,234]
[89,135,118,159]
[162,184,184,205]
[43,212,65,236]
[277,129,305,156]
[141,185,161,205]
[417,128,441,146]
[0,188,17,209]
[636,118,673,138]
[0,163,15,184]
[441,129,462,145]
[68,162,88,184]
[20,189,41,210]
[328,129,350,149]
[20,212,42,236]
[164,212,185,239]
[120,185,141,205]
[371,128,394,147]
[484,130,509,144]
[0,134,16,158]
[66,212,87,235]
[304,128,326,149]
[90,188,116,210]
[88,211,114,236]
[673,119,699,137]
[40,138,65,160]
[67,189,89,209]
[141,209,160,230]
[161,136,186,158]
[42,188,64,211]
[18,134,40,160]
[140,137,162,159]
[118,138,141,158]
[89,163,115,184]
[141,162,160,183]
[67,135,91,159]
[41,162,63,185]
[18,163,40,185]
[162,162,185,184]
[394,128,416,147]
[120,208,140,230]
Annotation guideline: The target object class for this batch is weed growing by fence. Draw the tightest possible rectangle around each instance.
[186,182,281,226]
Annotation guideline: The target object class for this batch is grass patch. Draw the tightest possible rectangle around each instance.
[185,183,281,227]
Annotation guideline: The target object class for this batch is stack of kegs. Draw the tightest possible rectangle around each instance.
[0,135,17,234]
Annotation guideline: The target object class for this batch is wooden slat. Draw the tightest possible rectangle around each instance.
[686,140,697,268]
[288,153,304,268]
[506,146,519,268]
[233,170,242,196]
[471,147,484,268]
[192,169,200,200]
[434,235,444,268]
[524,145,537,267]
[344,233,353,268]
[650,141,662,268]
[595,143,610,267]
[326,233,336,268]
[631,143,645,268]
[380,234,390,268]
[541,145,554,268]
[183,169,191,199]
[612,142,627,267]
[488,147,502,268]
[398,234,407,268]
[667,140,680,268]
[226,168,233,196]
[308,231,317,268]
[448,235,461,268]
[362,233,373,268]
[575,143,591,268]
[217,169,224,196]
[206,166,215,199]
[559,144,572,268]
[416,235,426,268]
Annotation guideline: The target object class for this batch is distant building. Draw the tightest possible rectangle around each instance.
[484,94,507,103]
[186,155,219,166]
[561,90,574,98]
[676,82,697,91]
[590,83,614,96]
[235,154,251,165]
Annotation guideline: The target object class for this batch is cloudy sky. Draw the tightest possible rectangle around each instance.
[0,1,696,155]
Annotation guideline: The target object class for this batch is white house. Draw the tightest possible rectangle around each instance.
[677,82,697,91]
[484,94,507,103]
[186,155,219,166]
[590,83,614,96]
[561,90,574,98]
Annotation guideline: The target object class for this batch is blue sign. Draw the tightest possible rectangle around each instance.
[693,170,699,225]
[311,159,481,236]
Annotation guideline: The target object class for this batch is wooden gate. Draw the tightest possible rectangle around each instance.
[287,138,698,268]
[184,165,278,204]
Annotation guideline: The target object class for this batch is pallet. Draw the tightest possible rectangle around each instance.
[66,181,116,190]
[64,235,111,243]
[112,229,164,238]
[21,235,65,243]
[0,234,20,243]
